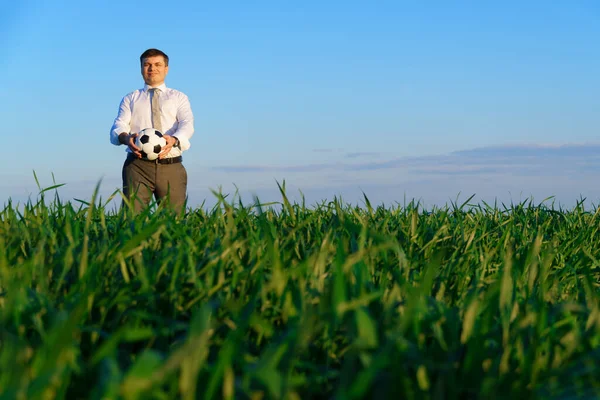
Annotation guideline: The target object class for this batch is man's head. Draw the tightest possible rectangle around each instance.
[140,48,169,87]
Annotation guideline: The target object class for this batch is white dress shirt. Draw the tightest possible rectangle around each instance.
[110,83,194,158]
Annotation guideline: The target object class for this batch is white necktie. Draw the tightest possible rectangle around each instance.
[150,88,162,132]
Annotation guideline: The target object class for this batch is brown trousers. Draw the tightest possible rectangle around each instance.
[121,155,188,214]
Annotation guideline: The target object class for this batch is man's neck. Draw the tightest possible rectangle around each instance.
[146,81,165,88]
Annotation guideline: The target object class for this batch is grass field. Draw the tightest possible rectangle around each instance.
[1,181,600,399]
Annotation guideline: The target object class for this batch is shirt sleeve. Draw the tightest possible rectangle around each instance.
[110,95,132,146]
[171,93,195,151]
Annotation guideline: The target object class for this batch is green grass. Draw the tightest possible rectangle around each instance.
[1,180,600,399]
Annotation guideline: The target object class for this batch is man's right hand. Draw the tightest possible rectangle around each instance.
[119,132,142,158]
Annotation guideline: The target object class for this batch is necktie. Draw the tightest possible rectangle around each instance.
[150,88,162,132]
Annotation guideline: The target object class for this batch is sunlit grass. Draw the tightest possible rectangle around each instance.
[1,178,599,399]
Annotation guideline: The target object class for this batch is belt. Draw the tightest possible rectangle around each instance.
[128,154,182,164]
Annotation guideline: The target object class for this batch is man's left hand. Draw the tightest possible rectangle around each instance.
[159,135,179,159]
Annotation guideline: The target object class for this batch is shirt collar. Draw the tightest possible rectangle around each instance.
[143,82,167,92]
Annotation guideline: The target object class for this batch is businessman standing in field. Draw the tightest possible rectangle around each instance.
[109,48,195,214]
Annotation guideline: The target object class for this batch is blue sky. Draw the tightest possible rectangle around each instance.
[2,1,600,210]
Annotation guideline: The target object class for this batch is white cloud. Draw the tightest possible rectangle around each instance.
[4,143,600,211]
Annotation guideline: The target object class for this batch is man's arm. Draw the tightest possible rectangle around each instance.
[110,94,142,157]
[171,93,195,151]
[110,95,132,146]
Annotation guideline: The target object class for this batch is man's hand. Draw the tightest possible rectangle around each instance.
[119,132,142,158]
[159,135,179,159]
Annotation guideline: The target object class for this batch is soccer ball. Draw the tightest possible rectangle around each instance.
[135,128,166,161]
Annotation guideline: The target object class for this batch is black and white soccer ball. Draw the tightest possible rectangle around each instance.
[135,128,166,161]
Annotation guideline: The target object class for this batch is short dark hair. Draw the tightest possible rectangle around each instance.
[140,48,169,66]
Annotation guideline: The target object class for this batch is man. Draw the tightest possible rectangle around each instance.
[110,48,194,215]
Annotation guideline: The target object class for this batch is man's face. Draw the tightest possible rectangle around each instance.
[141,55,169,86]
